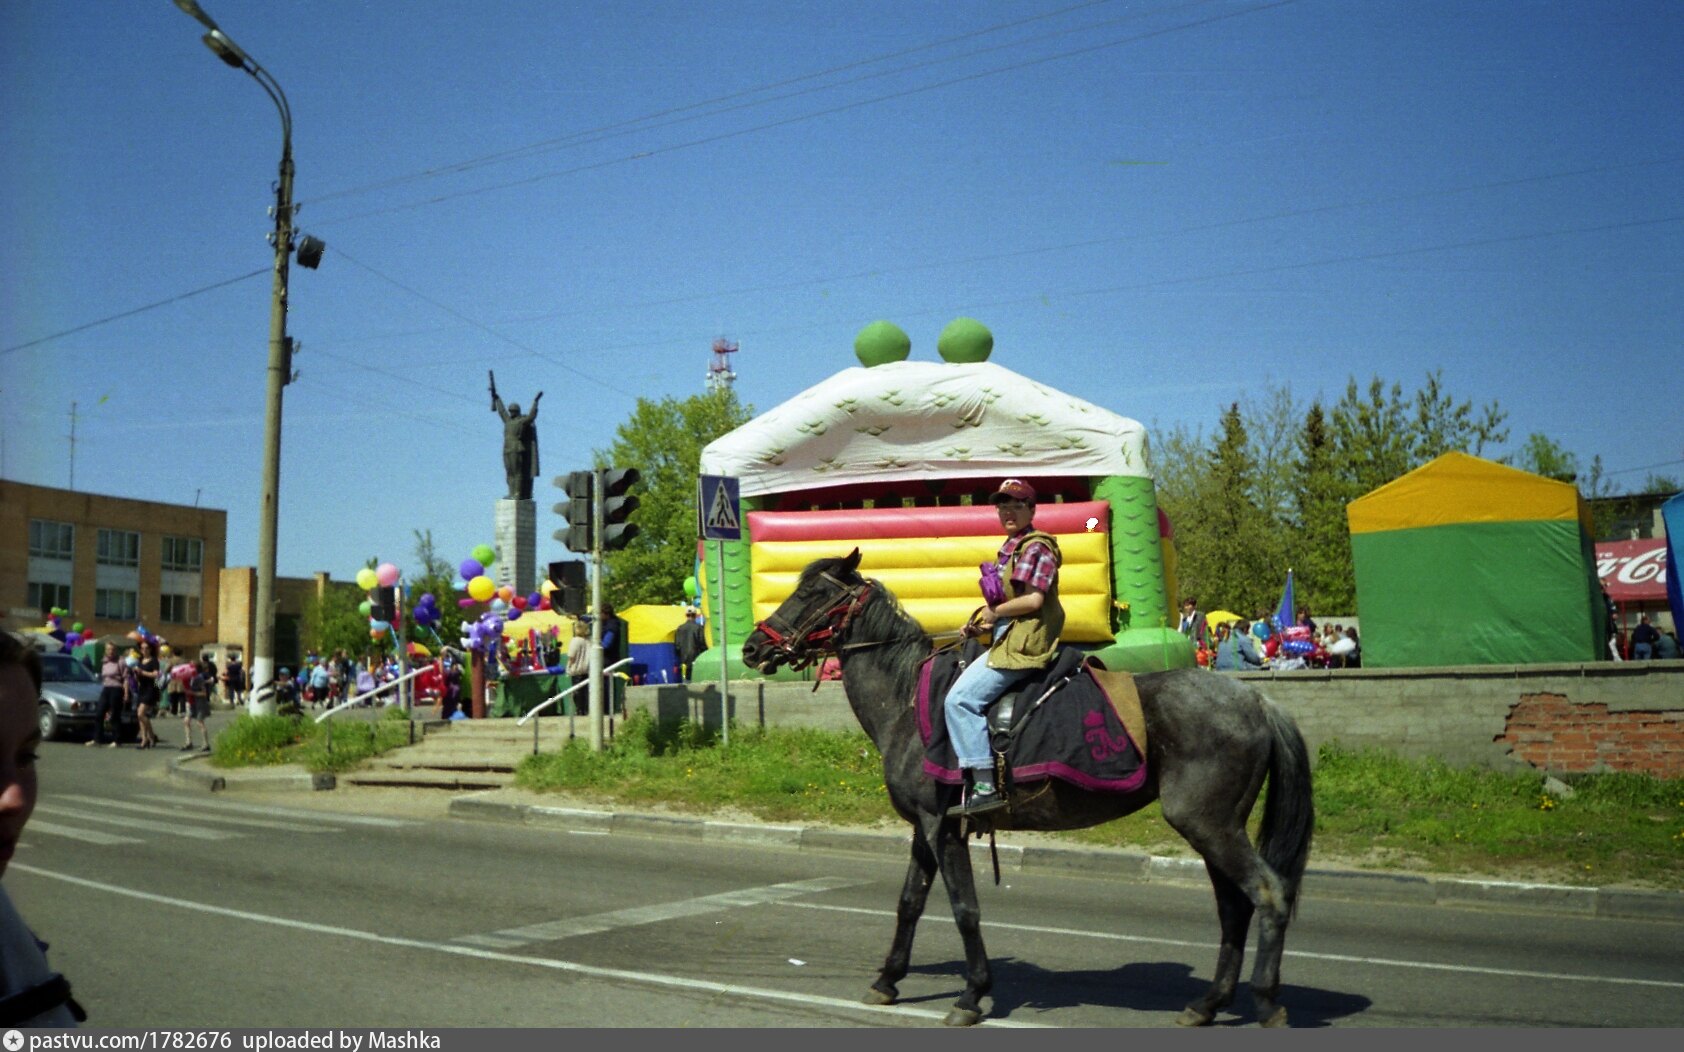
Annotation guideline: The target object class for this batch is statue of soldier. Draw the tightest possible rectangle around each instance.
[489,371,543,501]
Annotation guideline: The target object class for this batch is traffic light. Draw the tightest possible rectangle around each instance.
[371,585,397,624]
[547,560,588,616]
[552,470,595,553]
[600,467,641,551]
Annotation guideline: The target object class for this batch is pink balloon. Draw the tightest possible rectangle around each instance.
[457,597,478,608]
[376,562,400,587]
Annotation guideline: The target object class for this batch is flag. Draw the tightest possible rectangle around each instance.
[1274,569,1295,633]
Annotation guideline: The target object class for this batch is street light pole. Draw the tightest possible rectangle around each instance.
[172,1,309,717]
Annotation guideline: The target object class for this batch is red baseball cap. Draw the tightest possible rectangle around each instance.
[988,478,1036,504]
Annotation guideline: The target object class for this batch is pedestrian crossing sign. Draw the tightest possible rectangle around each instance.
[699,475,742,541]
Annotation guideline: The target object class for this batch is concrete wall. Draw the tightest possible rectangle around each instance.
[625,660,1684,777]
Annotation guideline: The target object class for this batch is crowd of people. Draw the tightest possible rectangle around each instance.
[84,638,226,751]
[1178,597,1361,671]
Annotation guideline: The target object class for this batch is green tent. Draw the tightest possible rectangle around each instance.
[1347,453,1606,667]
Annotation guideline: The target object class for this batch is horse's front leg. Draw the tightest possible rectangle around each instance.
[865,828,938,1006]
[931,814,991,1026]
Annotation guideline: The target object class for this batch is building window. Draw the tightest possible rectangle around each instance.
[160,593,201,625]
[162,536,204,572]
[95,588,138,620]
[27,581,72,615]
[28,520,74,560]
[97,528,141,567]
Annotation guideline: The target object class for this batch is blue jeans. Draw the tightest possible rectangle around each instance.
[945,624,1035,771]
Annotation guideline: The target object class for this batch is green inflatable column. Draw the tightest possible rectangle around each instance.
[695,494,763,682]
[1090,475,1194,672]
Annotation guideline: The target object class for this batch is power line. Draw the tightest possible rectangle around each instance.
[328,246,639,400]
[0,269,268,357]
[312,0,1292,227]
[299,0,1133,208]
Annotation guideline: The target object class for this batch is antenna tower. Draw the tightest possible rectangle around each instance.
[706,337,738,392]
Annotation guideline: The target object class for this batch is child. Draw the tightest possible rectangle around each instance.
[181,659,212,752]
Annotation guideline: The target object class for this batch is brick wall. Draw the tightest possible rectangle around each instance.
[1500,693,1684,777]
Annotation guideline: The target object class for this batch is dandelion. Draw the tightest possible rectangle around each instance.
[1538,796,1556,811]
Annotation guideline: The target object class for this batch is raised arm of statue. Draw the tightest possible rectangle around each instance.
[489,370,504,416]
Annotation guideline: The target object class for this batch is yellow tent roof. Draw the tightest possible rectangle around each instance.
[501,608,575,640]
[1347,452,1591,535]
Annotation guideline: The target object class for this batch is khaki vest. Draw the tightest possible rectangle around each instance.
[987,530,1064,670]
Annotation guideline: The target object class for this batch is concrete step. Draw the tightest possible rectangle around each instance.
[338,769,514,790]
[365,756,518,772]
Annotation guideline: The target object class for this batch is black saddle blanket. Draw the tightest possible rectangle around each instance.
[917,645,1147,794]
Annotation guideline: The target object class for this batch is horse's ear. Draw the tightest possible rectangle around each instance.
[843,547,862,575]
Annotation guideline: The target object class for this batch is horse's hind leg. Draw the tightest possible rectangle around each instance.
[865,827,939,1006]
[1174,862,1254,1027]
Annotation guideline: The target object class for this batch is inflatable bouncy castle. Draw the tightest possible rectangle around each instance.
[691,319,1194,680]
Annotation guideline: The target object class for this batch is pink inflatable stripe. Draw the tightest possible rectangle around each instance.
[748,500,1109,542]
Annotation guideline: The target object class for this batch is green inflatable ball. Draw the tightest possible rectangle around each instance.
[937,317,993,363]
[854,320,911,366]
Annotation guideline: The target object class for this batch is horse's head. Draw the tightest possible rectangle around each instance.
[742,548,873,674]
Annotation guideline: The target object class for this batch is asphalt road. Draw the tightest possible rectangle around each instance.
[10,718,1684,1029]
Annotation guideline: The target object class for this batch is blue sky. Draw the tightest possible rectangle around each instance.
[3,0,1680,585]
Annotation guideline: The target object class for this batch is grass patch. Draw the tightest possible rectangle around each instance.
[517,720,1684,889]
[210,708,415,774]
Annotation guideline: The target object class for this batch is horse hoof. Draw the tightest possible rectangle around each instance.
[862,987,897,1006]
[943,1006,983,1027]
[1259,1007,1290,1028]
[1175,1007,1215,1027]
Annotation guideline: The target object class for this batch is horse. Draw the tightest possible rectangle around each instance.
[740,550,1315,1027]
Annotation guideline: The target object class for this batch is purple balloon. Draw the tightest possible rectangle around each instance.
[458,558,484,581]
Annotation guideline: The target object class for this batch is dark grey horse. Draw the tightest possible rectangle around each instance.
[741,551,1314,1027]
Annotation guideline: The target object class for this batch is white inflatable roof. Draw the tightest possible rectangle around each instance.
[700,360,1150,498]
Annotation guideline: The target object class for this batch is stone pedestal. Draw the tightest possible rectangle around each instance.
[494,498,537,599]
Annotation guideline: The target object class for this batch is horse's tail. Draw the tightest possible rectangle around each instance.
[1257,697,1315,914]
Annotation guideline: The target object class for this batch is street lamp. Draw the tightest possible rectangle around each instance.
[171,0,324,716]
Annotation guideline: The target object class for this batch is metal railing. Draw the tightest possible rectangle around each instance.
[516,657,634,754]
[313,659,441,752]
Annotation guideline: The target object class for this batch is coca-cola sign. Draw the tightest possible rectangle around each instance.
[1595,539,1669,601]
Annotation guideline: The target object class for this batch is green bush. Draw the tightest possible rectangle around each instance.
[210,708,415,774]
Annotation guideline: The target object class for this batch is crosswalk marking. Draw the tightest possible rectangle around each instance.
[56,795,336,833]
[450,877,869,950]
[132,793,415,828]
[32,804,241,840]
[21,819,146,846]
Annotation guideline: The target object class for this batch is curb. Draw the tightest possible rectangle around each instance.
[446,792,1684,924]
[166,754,335,793]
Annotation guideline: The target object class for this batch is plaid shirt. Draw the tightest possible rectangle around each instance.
[998,528,1058,595]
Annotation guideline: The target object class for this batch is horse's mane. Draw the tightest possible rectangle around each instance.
[801,556,931,669]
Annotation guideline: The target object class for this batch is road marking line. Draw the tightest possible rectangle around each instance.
[132,793,415,828]
[31,804,239,841]
[17,820,144,846]
[450,877,868,949]
[9,864,1045,1028]
[57,795,337,833]
[782,901,1684,991]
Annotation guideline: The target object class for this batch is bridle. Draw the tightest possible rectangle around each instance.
[752,571,876,671]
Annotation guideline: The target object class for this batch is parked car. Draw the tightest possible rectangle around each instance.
[37,652,136,742]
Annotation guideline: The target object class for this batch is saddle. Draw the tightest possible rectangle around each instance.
[917,640,1149,796]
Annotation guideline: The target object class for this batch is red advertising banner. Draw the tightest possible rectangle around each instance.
[1596,538,1669,601]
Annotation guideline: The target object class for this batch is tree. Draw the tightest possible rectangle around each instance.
[302,582,370,661]
[1160,404,1283,616]
[407,528,465,653]
[1287,401,1357,613]
[1410,368,1508,462]
[1514,432,1580,483]
[598,388,754,607]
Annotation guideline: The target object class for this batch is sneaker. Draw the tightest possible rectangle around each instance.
[950,783,1008,818]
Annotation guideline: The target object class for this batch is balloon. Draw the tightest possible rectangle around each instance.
[377,562,400,587]
[683,576,698,600]
[472,544,496,566]
[452,577,468,592]
[538,596,551,611]
[419,593,435,606]
[526,592,542,609]
[356,567,379,591]
[72,622,84,633]
[459,558,484,581]
[358,600,373,617]
[468,575,496,602]
[369,620,391,632]
[507,608,522,622]
[457,598,477,608]
[511,595,528,610]
[490,599,507,613]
